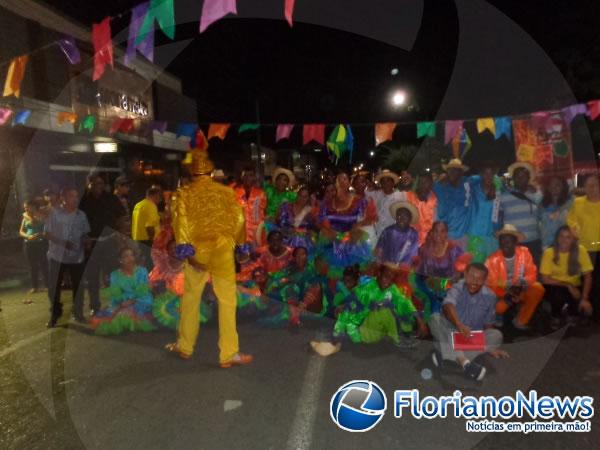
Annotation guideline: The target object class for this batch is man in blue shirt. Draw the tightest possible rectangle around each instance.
[433,159,470,244]
[429,263,509,381]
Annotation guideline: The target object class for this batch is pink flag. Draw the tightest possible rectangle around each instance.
[0,108,13,125]
[587,100,600,121]
[285,0,295,27]
[303,124,325,145]
[276,124,294,142]
[444,120,463,144]
[199,0,237,33]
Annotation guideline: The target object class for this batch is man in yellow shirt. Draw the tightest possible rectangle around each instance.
[131,187,161,269]
[166,146,252,368]
[567,174,600,321]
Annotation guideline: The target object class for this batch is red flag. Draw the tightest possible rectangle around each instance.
[587,100,600,121]
[92,17,114,81]
[195,129,209,150]
[303,124,325,145]
[375,123,397,146]
[208,123,230,140]
[285,0,295,27]
[110,118,134,134]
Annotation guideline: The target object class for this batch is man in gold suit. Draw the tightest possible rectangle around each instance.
[166,146,253,368]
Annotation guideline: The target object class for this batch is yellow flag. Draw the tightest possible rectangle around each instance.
[3,55,28,98]
[476,117,495,135]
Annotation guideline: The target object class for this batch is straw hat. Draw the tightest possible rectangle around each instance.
[212,169,225,179]
[272,167,295,186]
[496,224,525,242]
[375,169,400,184]
[389,201,420,224]
[508,161,535,179]
[188,147,214,175]
[442,158,469,172]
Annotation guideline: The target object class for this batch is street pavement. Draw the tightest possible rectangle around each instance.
[1,287,599,450]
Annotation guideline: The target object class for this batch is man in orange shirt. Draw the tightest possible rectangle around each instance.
[232,167,267,247]
[485,225,544,329]
[406,172,437,244]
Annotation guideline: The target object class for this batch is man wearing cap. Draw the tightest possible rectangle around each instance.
[367,169,404,238]
[499,162,543,265]
[264,167,297,219]
[233,167,267,247]
[485,224,544,329]
[166,146,252,368]
[113,175,132,217]
[433,159,470,243]
[375,201,420,266]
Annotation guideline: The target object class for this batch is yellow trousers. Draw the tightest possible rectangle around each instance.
[177,239,239,363]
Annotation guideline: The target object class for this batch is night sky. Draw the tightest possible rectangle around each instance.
[41,0,600,165]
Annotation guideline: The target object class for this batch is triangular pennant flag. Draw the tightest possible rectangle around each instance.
[586,100,600,121]
[303,124,325,145]
[195,129,209,151]
[326,124,347,164]
[375,123,396,146]
[476,117,495,135]
[13,109,31,126]
[110,118,134,134]
[92,18,113,81]
[494,117,512,140]
[200,0,238,33]
[125,2,154,67]
[138,0,175,43]
[79,115,96,133]
[57,111,77,125]
[452,128,471,159]
[276,124,294,142]
[149,120,167,134]
[561,104,587,124]
[345,124,355,163]
[285,0,295,27]
[444,120,463,144]
[208,123,231,140]
[3,55,28,98]
[416,121,436,138]
[57,36,81,65]
[531,111,551,130]
[0,108,13,125]
[239,123,259,133]
[176,122,199,141]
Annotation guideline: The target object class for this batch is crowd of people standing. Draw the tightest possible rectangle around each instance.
[18,155,600,379]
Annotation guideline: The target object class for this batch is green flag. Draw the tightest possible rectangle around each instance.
[137,0,175,45]
[417,121,436,138]
[79,115,96,133]
[327,124,347,164]
[238,123,260,133]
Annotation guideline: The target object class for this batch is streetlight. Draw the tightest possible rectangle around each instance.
[391,90,407,107]
[369,151,375,157]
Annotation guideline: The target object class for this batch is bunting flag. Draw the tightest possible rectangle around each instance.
[345,124,355,163]
[303,124,325,145]
[444,120,463,144]
[561,104,587,124]
[586,100,600,120]
[476,117,495,135]
[176,122,198,141]
[3,55,28,98]
[416,121,435,138]
[375,123,396,146]
[138,0,175,43]
[125,2,154,67]
[208,123,231,140]
[79,115,96,133]
[285,0,295,27]
[326,124,348,164]
[276,124,294,142]
[57,36,81,65]
[200,0,238,33]
[56,111,77,125]
[148,120,168,134]
[92,18,113,81]
[494,117,512,140]
[239,123,259,133]
[109,118,134,134]
[195,129,209,151]
[531,111,551,130]
[0,108,13,125]
[452,128,472,159]
[13,109,31,126]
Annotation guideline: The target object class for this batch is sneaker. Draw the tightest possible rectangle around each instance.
[463,361,486,381]
[220,353,253,368]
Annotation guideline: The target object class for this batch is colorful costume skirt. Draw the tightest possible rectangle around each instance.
[91,301,157,335]
[152,290,213,329]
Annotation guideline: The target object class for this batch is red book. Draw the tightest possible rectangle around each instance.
[452,331,486,351]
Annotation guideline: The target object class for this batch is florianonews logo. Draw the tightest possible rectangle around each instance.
[330,380,387,432]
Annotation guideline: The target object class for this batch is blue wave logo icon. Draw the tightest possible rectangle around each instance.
[330,380,387,432]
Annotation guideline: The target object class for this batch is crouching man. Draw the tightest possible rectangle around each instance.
[429,263,509,381]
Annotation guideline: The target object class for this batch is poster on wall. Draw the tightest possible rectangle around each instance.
[512,113,574,179]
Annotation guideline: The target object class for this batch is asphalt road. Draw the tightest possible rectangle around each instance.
[1,287,599,450]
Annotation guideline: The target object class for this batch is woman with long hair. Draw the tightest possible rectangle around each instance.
[539,175,572,249]
[275,186,317,252]
[540,226,593,329]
